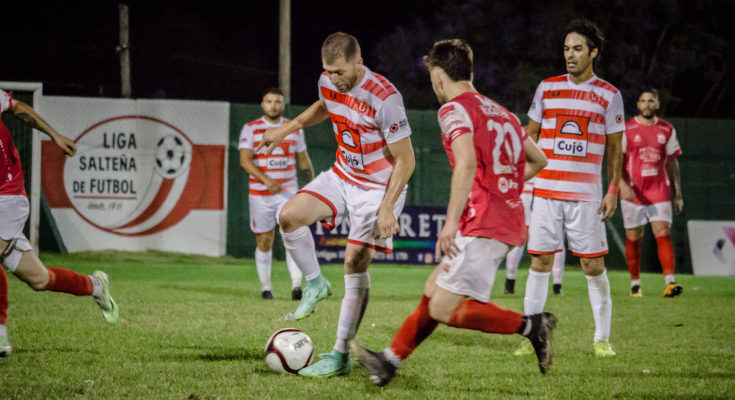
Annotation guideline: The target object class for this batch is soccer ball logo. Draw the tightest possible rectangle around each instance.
[155,134,190,179]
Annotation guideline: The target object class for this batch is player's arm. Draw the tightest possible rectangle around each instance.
[526,118,541,142]
[599,131,623,221]
[257,100,329,154]
[10,99,76,157]
[377,137,415,239]
[523,136,547,180]
[296,150,315,184]
[619,176,635,202]
[435,134,475,259]
[239,148,282,194]
[667,157,683,215]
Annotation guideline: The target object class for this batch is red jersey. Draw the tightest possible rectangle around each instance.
[438,92,527,246]
[0,89,26,196]
[623,116,682,204]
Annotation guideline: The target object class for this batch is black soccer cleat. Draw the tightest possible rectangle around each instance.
[291,287,302,301]
[505,278,516,295]
[525,312,557,374]
[350,340,397,387]
[553,284,563,295]
[261,290,273,300]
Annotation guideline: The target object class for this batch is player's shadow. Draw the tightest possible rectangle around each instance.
[157,284,244,297]
[161,346,262,362]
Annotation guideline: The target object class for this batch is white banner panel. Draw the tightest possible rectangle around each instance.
[40,96,229,256]
[687,220,735,276]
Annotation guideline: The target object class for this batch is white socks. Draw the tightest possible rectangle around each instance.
[664,274,675,285]
[285,251,303,289]
[505,245,524,280]
[280,226,321,281]
[586,270,612,341]
[334,272,370,353]
[255,249,272,291]
[523,270,550,315]
[552,250,566,285]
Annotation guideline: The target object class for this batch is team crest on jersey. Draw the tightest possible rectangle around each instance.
[389,123,399,133]
[657,134,666,144]
[357,100,369,114]
[589,92,599,103]
[634,135,642,142]
[616,114,623,124]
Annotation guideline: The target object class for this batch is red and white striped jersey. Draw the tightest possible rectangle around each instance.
[438,92,528,246]
[623,116,681,205]
[238,117,306,196]
[0,89,26,196]
[528,74,625,202]
[318,66,411,190]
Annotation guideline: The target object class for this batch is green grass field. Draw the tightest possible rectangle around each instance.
[1,251,734,399]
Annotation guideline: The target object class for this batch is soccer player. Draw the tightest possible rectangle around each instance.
[0,89,118,357]
[256,32,415,377]
[350,39,554,387]
[238,88,314,300]
[620,88,683,297]
[516,19,624,357]
[504,178,567,296]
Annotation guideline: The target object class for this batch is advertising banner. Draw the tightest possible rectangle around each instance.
[312,205,446,264]
[687,220,735,276]
[40,97,228,256]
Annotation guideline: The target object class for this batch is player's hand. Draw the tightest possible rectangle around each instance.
[435,220,459,260]
[598,193,618,222]
[673,196,684,215]
[265,178,283,195]
[256,127,287,155]
[377,205,399,239]
[619,184,635,202]
[54,134,76,157]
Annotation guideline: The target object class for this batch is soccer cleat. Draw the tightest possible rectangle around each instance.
[630,284,642,297]
[291,287,302,301]
[0,336,11,358]
[298,349,351,377]
[293,276,331,320]
[504,278,515,295]
[93,271,118,324]
[513,339,535,356]
[663,282,683,298]
[553,284,563,295]
[261,290,273,300]
[593,339,616,357]
[350,341,397,387]
[525,312,557,373]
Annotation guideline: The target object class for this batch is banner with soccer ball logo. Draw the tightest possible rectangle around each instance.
[40,97,228,256]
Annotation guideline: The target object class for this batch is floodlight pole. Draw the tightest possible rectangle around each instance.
[118,4,132,98]
[278,0,291,103]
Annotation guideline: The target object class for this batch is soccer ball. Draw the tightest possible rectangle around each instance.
[264,328,314,374]
[155,134,189,178]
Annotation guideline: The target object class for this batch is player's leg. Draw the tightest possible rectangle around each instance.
[504,244,524,294]
[254,230,276,299]
[284,251,303,300]
[579,256,614,356]
[551,242,566,295]
[622,199,646,296]
[649,202,682,297]
[0,267,9,357]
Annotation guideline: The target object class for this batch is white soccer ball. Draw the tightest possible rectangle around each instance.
[155,134,188,178]
[264,328,314,374]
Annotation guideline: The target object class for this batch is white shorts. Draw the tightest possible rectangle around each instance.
[299,169,406,253]
[621,200,672,229]
[528,197,608,257]
[0,195,33,259]
[435,233,509,303]
[249,191,295,233]
[521,192,532,226]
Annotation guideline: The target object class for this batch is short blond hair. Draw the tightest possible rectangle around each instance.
[321,32,361,64]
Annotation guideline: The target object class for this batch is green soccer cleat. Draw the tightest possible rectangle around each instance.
[593,339,616,357]
[0,336,11,358]
[298,349,352,377]
[93,271,119,324]
[293,275,331,320]
[513,338,535,356]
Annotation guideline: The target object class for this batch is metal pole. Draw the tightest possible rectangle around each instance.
[278,0,291,103]
[119,4,132,98]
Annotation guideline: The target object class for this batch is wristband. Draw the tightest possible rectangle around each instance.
[607,184,619,196]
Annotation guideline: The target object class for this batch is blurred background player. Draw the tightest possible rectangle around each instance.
[0,89,117,357]
[516,19,624,358]
[620,88,683,297]
[350,39,553,387]
[238,88,314,300]
[504,178,567,295]
[257,32,415,377]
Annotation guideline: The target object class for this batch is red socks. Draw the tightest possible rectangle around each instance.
[448,299,523,335]
[0,268,7,325]
[655,235,675,276]
[390,295,438,360]
[45,268,93,296]
[626,238,641,280]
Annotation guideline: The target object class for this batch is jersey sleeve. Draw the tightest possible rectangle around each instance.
[296,128,307,152]
[605,91,625,134]
[376,93,411,144]
[237,124,254,151]
[0,90,12,113]
[527,82,544,123]
[438,101,473,143]
[666,126,682,157]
